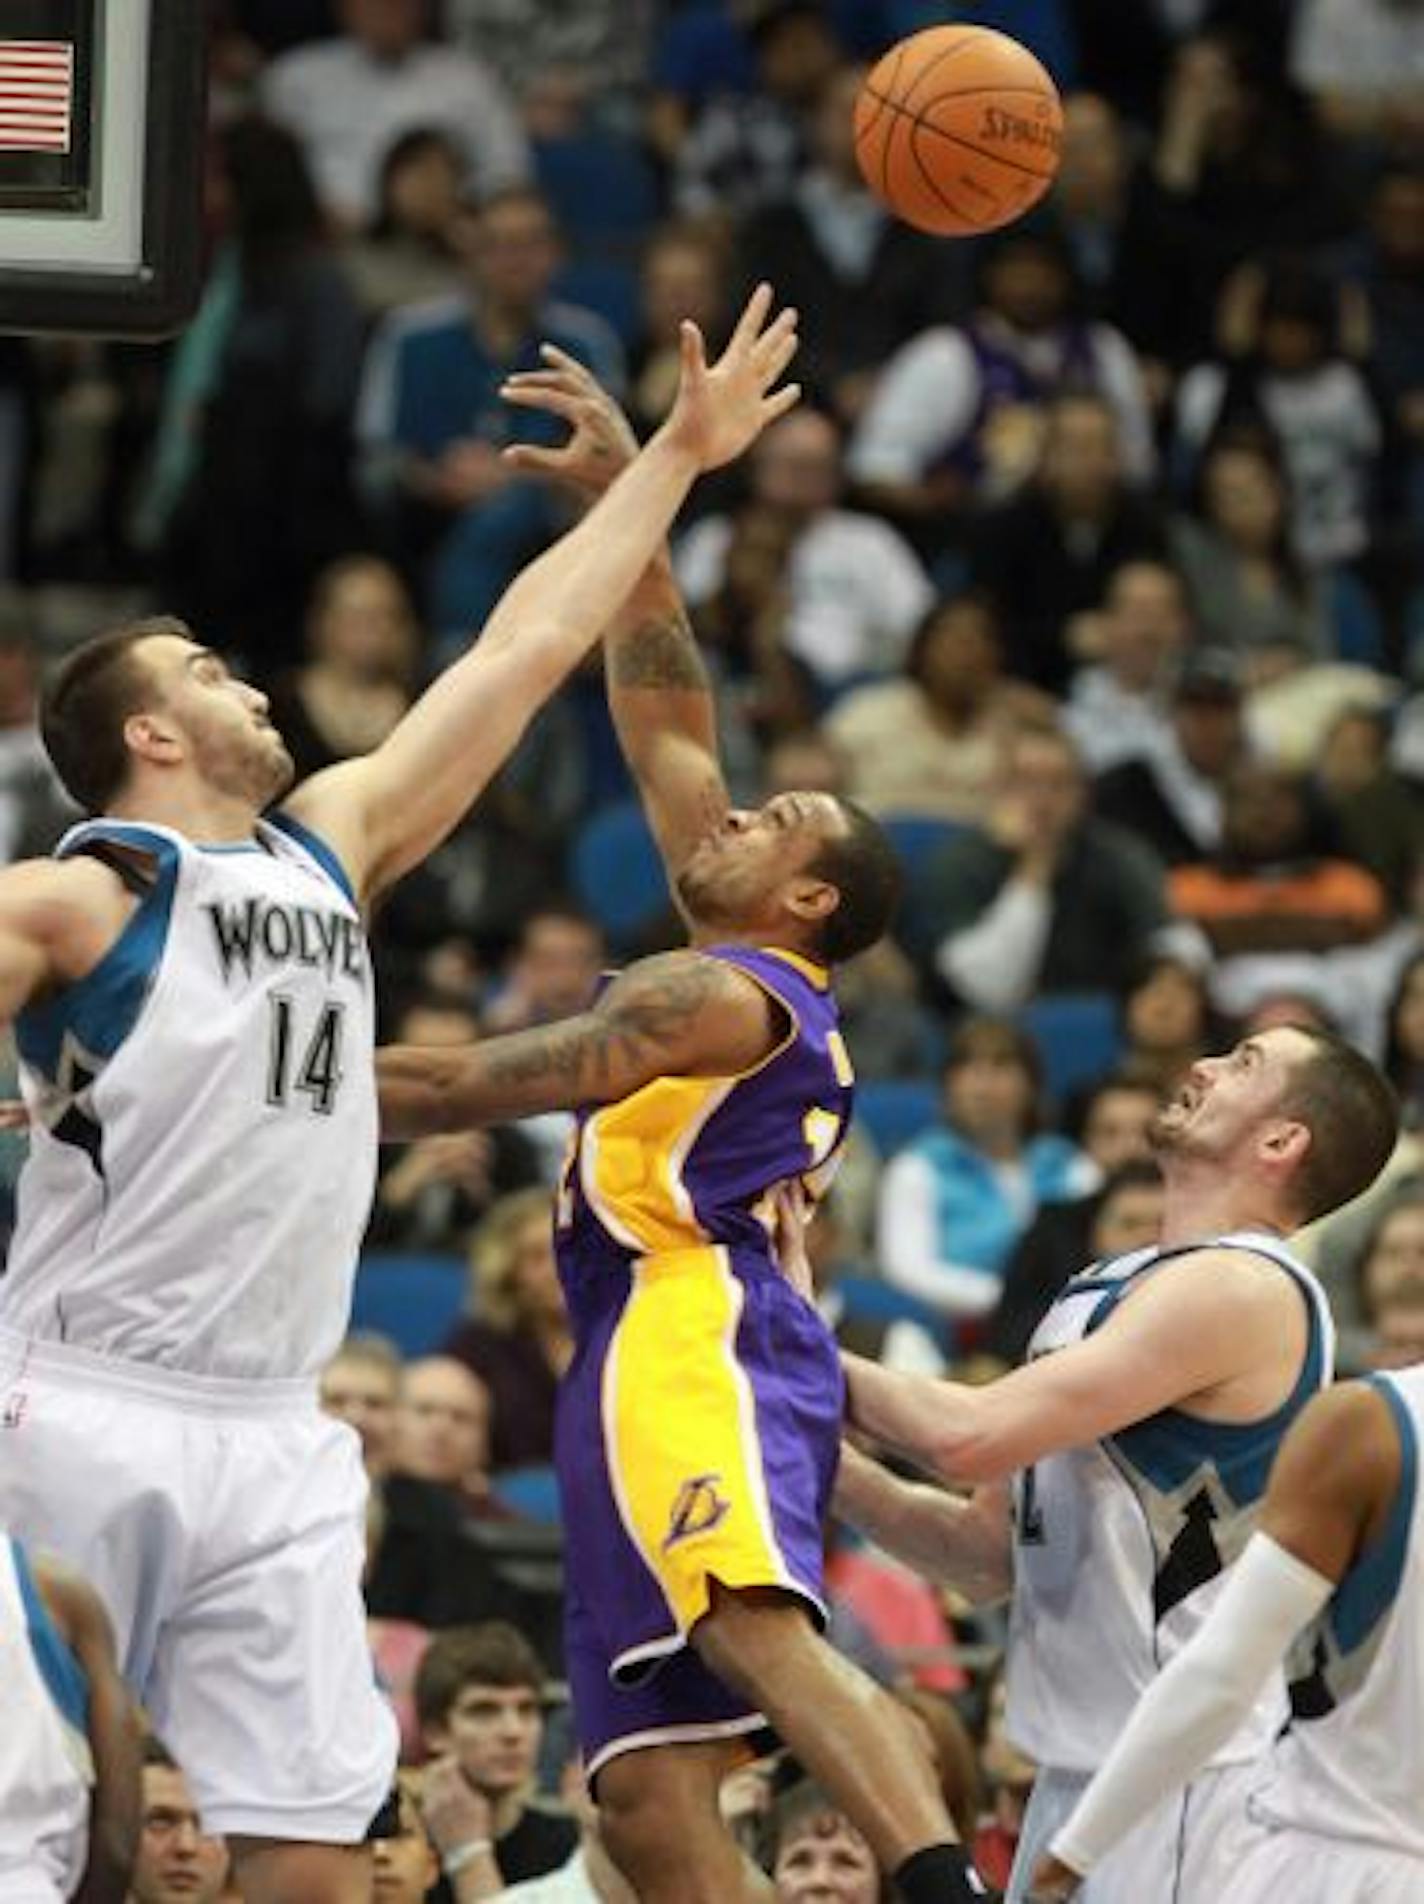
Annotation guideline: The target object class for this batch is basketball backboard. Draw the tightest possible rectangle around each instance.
[0,0,204,337]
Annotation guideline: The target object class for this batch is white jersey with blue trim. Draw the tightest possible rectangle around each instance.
[1248,1365,1424,1860]
[1006,1230,1334,1772]
[0,814,377,1381]
[0,1534,91,1899]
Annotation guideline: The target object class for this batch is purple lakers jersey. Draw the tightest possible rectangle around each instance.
[555,946,854,1317]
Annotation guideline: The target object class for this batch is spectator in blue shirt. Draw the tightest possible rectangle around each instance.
[875,1015,1095,1329]
[356,184,625,645]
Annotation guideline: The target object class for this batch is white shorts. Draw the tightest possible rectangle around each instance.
[1220,1820,1424,1904]
[0,1330,398,1843]
[1009,1760,1257,1904]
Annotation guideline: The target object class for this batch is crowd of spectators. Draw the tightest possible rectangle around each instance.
[3,0,1424,1895]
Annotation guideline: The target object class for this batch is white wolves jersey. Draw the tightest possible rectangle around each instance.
[0,1534,91,1899]
[1248,1365,1424,1860]
[0,815,377,1381]
[1007,1230,1334,1771]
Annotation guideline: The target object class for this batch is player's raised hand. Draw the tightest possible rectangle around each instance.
[499,345,640,498]
[662,283,800,473]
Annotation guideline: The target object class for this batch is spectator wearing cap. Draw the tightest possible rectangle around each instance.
[1063,559,1194,775]
[1093,650,1248,867]
[260,0,529,231]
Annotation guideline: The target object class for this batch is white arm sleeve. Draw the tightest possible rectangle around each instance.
[937,877,1052,1013]
[1050,1534,1334,1876]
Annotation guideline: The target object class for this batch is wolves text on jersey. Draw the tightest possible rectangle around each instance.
[205,898,365,986]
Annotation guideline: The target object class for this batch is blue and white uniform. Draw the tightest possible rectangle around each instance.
[0,1535,91,1904]
[0,816,397,1843]
[1223,1366,1424,1902]
[1005,1231,1334,1904]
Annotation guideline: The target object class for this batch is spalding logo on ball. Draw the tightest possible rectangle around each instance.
[854,24,1064,237]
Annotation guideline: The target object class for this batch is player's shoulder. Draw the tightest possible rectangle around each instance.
[0,852,133,929]
[1124,1239,1308,1321]
[609,946,761,1011]
[1275,1378,1406,1505]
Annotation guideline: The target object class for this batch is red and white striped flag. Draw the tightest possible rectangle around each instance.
[0,40,74,154]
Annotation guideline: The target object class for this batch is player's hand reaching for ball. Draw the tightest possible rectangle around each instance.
[661,283,800,472]
[500,347,641,499]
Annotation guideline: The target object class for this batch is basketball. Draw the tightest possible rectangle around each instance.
[854,25,1063,238]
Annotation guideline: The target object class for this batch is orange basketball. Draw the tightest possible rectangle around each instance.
[854,25,1063,238]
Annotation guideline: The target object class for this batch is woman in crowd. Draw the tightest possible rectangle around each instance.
[443,1186,573,1471]
[266,554,419,779]
[1169,429,1329,658]
[876,1018,1093,1330]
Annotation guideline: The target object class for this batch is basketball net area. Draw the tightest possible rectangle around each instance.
[0,0,203,338]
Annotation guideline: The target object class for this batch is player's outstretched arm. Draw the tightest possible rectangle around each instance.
[1030,1380,1401,1899]
[844,1246,1304,1483]
[288,286,797,905]
[377,951,775,1136]
[834,1445,1013,1604]
[38,1561,144,1904]
[501,349,729,876]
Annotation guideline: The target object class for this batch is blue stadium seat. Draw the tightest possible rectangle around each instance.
[570,799,671,949]
[349,1253,467,1359]
[854,1078,939,1158]
[1020,992,1122,1104]
[534,132,660,256]
[881,814,968,885]
[492,1465,563,1526]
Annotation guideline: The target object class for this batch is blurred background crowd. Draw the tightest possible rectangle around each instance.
[5,1,1424,1897]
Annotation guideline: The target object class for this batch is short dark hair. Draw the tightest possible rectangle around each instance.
[414,1621,545,1733]
[807,798,901,964]
[1278,1028,1399,1225]
[40,617,188,813]
[142,1735,180,1771]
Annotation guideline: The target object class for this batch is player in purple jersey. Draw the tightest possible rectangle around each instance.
[379,364,995,1904]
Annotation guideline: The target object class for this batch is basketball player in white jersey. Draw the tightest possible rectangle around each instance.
[0,288,800,1904]
[833,1026,1398,1904]
[0,1533,141,1904]
[1031,1364,1424,1901]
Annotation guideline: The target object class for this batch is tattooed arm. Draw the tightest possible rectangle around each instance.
[500,349,730,874]
[377,950,775,1137]
[605,556,730,874]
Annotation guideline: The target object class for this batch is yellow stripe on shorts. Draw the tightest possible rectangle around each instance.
[601,1246,795,1637]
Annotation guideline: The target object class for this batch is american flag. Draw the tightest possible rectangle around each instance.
[0,41,74,154]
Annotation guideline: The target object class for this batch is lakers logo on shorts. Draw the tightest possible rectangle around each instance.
[663,1473,731,1551]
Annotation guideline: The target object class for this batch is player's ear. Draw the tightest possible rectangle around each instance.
[124,710,183,767]
[1262,1118,1310,1172]
[784,875,839,931]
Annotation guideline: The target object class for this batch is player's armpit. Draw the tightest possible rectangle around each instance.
[377,952,776,1134]
[39,1564,142,1904]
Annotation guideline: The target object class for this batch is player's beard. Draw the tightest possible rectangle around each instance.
[190,719,296,811]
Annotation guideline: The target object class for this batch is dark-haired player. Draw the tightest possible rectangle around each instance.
[0,287,799,1904]
[379,356,993,1904]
